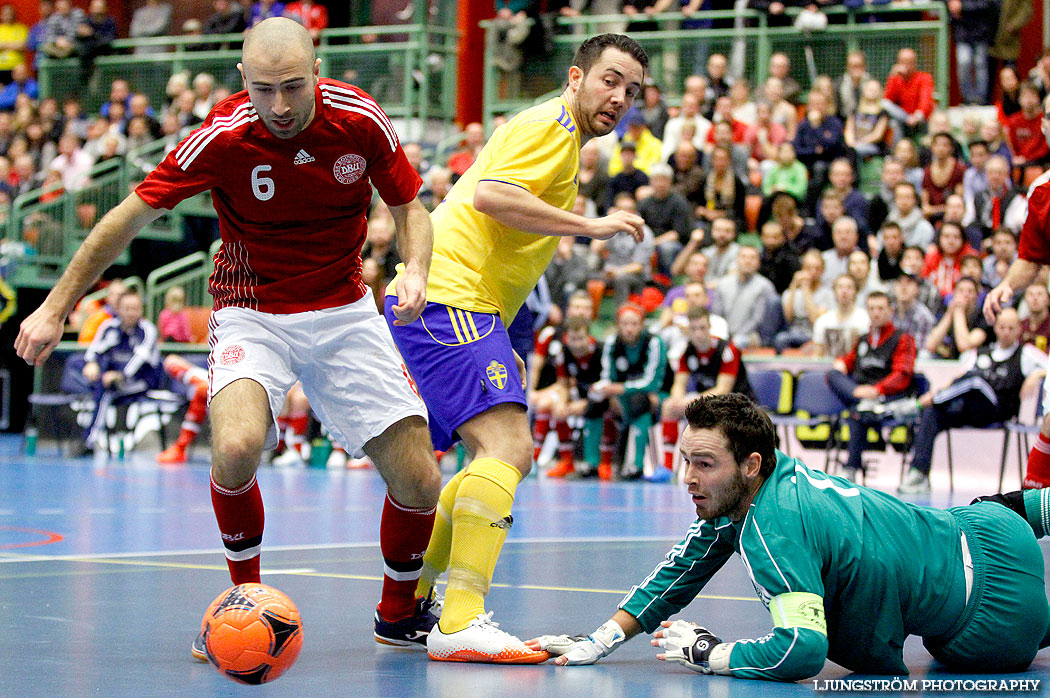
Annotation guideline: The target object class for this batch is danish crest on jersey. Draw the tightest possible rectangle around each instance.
[486,360,508,390]
[333,153,366,184]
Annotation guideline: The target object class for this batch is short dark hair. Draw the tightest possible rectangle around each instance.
[894,181,918,196]
[867,290,890,305]
[938,221,963,241]
[564,315,591,334]
[684,393,778,477]
[991,227,1017,242]
[931,131,956,147]
[967,139,989,152]
[1020,80,1042,98]
[572,34,649,77]
[955,275,979,292]
[686,306,710,322]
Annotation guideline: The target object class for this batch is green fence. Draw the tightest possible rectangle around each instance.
[143,239,220,322]
[9,18,460,291]
[38,19,458,129]
[483,3,949,128]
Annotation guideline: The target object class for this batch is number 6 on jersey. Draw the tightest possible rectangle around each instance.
[252,165,274,201]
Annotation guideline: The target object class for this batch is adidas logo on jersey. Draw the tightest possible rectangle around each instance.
[293,149,315,164]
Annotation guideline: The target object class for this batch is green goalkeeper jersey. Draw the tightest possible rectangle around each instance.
[620,450,970,680]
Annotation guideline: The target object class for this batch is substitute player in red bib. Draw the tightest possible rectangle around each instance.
[984,92,1050,489]
[15,18,443,656]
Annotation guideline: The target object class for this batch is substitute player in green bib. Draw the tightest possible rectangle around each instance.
[385,34,649,662]
[529,393,1050,680]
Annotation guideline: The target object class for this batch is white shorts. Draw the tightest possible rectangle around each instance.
[208,291,427,455]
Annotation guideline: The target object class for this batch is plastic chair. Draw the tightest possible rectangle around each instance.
[26,353,93,456]
[749,369,795,454]
[744,193,762,233]
[906,374,1007,493]
[999,384,1045,492]
[185,306,212,343]
[773,371,848,470]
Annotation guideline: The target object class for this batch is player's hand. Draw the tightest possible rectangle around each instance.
[652,620,722,673]
[527,619,627,665]
[392,270,427,325]
[983,282,1013,323]
[102,370,124,388]
[588,211,645,242]
[82,362,101,383]
[853,385,879,400]
[527,635,605,665]
[513,349,527,390]
[15,307,65,367]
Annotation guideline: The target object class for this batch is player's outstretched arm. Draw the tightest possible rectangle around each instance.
[474,180,645,242]
[389,196,432,325]
[15,193,164,366]
[652,620,727,673]
[984,258,1041,323]
[526,610,641,665]
[652,592,830,681]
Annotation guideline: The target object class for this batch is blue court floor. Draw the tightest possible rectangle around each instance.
[1,432,1048,698]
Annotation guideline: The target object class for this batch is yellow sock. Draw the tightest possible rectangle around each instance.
[439,457,522,633]
[414,467,470,599]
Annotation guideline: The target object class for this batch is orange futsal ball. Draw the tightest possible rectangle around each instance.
[200,583,303,685]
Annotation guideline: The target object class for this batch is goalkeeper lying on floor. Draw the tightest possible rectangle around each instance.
[527,393,1050,681]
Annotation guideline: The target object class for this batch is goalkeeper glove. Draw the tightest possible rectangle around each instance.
[529,619,627,665]
[653,620,722,673]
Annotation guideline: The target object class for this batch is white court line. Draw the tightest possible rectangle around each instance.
[0,536,680,564]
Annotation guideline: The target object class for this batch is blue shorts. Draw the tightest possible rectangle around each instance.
[384,297,526,451]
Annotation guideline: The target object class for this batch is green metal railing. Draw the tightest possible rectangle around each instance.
[37,20,459,129]
[143,239,220,322]
[483,3,949,128]
[9,19,460,291]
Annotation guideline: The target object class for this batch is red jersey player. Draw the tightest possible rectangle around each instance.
[984,92,1050,489]
[15,18,443,656]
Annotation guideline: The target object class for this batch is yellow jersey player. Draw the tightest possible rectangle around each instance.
[385,34,648,662]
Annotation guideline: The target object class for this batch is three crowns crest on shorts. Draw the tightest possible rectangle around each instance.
[486,360,508,390]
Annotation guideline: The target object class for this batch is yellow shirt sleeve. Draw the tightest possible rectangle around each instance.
[478,112,578,199]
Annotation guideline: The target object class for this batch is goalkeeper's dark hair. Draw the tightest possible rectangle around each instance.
[572,34,649,77]
[684,393,778,477]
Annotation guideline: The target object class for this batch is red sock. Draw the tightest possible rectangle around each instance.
[662,419,679,471]
[275,416,289,452]
[377,493,436,621]
[601,416,617,463]
[175,424,198,449]
[287,412,309,452]
[186,379,208,422]
[1025,433,1050,489]
[533,411,551,460]
[211,474,265,585]
[556,420,574,459]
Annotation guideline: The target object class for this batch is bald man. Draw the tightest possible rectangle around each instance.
[882,47,935,141]
[15,17,443,660]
